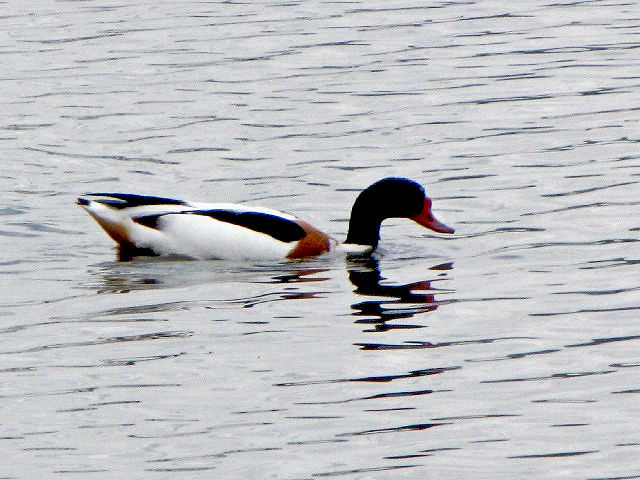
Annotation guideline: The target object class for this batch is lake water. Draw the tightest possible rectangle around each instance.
[1,1,639,478]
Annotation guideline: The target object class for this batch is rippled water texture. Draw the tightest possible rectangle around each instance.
[1,1,639,478]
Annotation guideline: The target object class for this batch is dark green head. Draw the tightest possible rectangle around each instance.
[345,177,454,248]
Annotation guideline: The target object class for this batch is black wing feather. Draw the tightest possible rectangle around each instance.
[85,193,188,209]
[133,209,306,244]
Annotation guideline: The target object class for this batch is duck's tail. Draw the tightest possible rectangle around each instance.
[77,196,136,248]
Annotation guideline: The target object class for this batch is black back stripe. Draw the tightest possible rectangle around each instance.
[189,210,306,243]
[133,209,306,244]
[133,214,163,229]
[86,193,188,210]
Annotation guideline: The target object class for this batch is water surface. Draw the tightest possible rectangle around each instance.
[1,1,639,478]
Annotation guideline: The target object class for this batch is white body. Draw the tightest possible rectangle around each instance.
[80,198,347,260]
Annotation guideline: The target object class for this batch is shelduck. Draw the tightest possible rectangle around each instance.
[77,177,454,260]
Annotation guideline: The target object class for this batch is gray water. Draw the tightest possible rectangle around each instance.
[1,1,639,478]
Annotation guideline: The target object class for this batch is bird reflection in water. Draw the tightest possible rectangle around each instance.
[347,257,453,333]
[90,256,452,322]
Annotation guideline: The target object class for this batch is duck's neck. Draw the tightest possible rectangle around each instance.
[344,201,384,248]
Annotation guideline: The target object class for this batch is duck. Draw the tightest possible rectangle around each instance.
[77,177,454,260]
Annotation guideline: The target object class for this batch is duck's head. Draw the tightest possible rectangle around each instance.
[345,177,454,248]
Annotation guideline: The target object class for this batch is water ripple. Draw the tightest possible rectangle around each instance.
[3,0,640,478]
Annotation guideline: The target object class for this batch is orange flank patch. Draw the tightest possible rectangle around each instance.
[286,220,333,259]
[89,213,136,249]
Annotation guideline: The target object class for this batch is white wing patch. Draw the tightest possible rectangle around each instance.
[147,214,294,259]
